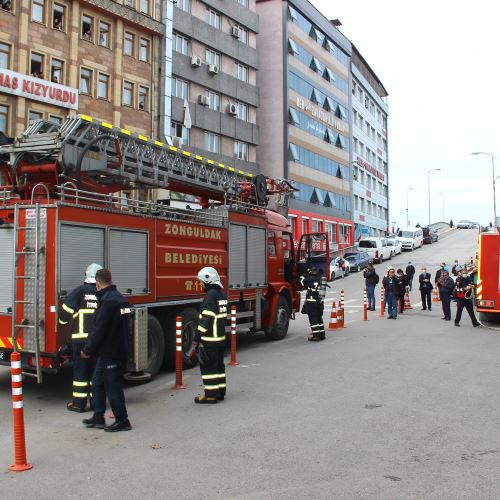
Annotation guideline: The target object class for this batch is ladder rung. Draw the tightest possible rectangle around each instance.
[15,300,34,304]
[17,227,36,231]
[15,276,35,280]
[16,251,36,256]
[15,324,35,329]
[22,371,38,378]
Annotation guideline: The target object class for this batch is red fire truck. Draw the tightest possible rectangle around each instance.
[0,115,329,382]
[476,228,500,322]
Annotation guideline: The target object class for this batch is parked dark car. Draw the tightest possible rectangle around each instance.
[422,227,438,244]
[343,251,373,272]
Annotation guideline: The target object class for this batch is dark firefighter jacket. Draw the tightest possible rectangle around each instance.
[195,285,228,344]
[58,283,98,342]
[82,285,131,361]
[300,274,323,314]
[454,275,474,299]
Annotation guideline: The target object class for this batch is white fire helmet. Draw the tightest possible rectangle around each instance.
[85,263,103,283]
[197,267,223,288]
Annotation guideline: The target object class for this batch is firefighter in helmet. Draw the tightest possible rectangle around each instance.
[300,266,326,342]
[189,267,228,404]
[59,263,102,412]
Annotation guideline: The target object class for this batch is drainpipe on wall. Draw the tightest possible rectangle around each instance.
[160,0,174,144]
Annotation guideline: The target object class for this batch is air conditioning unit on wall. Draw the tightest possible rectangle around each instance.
[227,103,238,116]
[171,136,183,148]
[231,26,240,39]
[191,56,202,67]
[198,94,209,106]
[208,64,219,75]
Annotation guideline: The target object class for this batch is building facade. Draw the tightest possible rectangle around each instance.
[170,0,259,174]
[0,0,163,138]
[351,46,389,239]
[256,0,353,250]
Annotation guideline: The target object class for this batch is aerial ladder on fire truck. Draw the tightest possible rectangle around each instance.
[0,115,298,382]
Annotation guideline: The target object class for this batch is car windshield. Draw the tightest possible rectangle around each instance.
[397,231,414,238]
[387,240,394,246]
[359,240,376,248]
[345,255,357,262]
[343,253,358,259]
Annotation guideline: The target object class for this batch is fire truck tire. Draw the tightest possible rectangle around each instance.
[147,315,166,377]
[265,295,290,341]
[164,308,199,370]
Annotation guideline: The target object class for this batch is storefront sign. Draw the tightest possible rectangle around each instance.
[0,69,78,110]
[296,96,349,134]
[356,157,385,182]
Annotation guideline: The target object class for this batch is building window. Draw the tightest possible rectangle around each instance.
[32,0,45,23]
[1,0,13,12]
[235,62,248,82]
[172,77,188,99]
[50,58,63,83]
[288,38,299,55]
[173,33,189,55]
[204,132,220,153]
[235,25,248,44]
[52,3,65,30]
[234,141,248,161]
[29,110,43,122]
[80,67,93,95]
[0,105,8,134]
[205,48,220,67]
[48,115,63,125]
[175,0,190,12]
[97,73,110,99]
[124,31,135,56]
[206,8,220,29]
[139,0,149,15]
[139,37,150,62]
[205,90,220,111]
[0,42,11,69]
[236,102,248,121]
[30,52,44,78]
[123,80,134,106]
[236,0,248,5]
[99,21,110,47]
[138,85,149,110]
[81,14,93,41]
[301,218,308,234]
[171,120,189,144]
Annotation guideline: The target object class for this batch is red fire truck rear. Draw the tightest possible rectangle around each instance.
[476,228,500,322]
[0,115,329,382]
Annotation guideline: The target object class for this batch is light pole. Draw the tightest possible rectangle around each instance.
[438,192,444,222]
[406,187,413,227]
[427,168,442,225]
[471,152,496,225]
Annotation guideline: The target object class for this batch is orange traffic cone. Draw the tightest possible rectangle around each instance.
[403,289,413,310]
[432,287,440,302]
[328,301,338,330]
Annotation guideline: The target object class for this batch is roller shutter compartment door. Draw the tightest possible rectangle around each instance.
[247,227,266,287]
[228,224,247,288]
[59,225,105,294]
[109,229,148,294]
[0,228,13,312]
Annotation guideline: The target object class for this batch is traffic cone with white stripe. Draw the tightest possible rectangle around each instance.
[432,287,440,303]
[328,301,338,330]
[403,288,413,310]
[9,352,32,472]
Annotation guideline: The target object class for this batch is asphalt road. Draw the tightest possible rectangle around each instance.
[2,228,500,499]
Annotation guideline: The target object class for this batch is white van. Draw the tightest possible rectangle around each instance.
[397,228,424,251]
[358,237,392,263]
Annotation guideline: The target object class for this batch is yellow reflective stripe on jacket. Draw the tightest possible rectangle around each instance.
[59,319,68,325]
[62,303,75,314]
[70,309,96,340]
[201,310,216,317]
[201,336,225,342]
[197,325,208,333]
[72,333,87,339]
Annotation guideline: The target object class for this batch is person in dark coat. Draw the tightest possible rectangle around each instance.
[82,269,132,431]
[454,268,480,327]
[418,267,433,311]
[363,263,379,311]
[405,261,416,291]
[437,270,454,320]
[382,267,402,319]
[434,263,446,286]
[396,269,407,313]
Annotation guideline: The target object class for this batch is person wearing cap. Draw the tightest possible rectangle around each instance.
[188,267,228,404]
[418,267,433,311]
[405,261,416,291]
[437,269,455,320]
[58,263,102,412]
[300,266,326,342]
[451,260,462,277]
[382,267,402,319]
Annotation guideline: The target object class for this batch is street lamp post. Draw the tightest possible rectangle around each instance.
[438,192,444,222]
[427,168,442,226]
[406,187,413,227]
[471,152,497,225]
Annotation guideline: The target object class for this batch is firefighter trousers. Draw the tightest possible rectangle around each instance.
[200,343,226,399]
[307,304,325,339]
[455,298,479,325]
[72,342,93,409]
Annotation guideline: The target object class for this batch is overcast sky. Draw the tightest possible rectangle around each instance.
[311,0,500,228]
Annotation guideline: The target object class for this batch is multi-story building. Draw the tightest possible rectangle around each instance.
[256,0,353,250]
[0,0,163,138]
[169,0,259,174]
[351,45,389,239]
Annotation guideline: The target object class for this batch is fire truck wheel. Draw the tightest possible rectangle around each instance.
[147,315,166,377]
[265,295,290,341]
